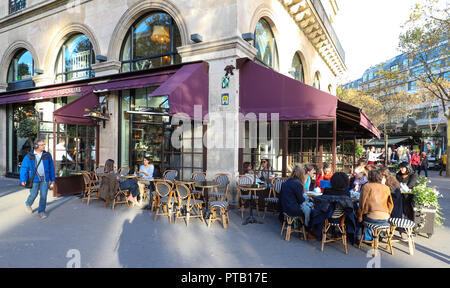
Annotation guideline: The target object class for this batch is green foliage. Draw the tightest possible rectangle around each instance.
[412,176,445,226]
[17,118,37,140]
[356,143,364,158]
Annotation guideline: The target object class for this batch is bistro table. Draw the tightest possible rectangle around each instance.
[238,184,267,225]
[194,181,220,213]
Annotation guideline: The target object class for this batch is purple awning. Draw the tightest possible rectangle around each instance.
[238,58,337,120]
[53,92,98,125]
[337,100,381,139]
[0,83,92,105]
[149,62,209,120]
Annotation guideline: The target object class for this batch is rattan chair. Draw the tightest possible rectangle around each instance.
[163,170,178,182]
[154,181,175,223]
[389,218,416,255]
[208,201,230,229]
[111,185,130,211]
[174,183,205,226]
[237,175,257,218]
[210,173,231,201]
[359,221,394,257]
[191,172,206,199]
[281,212,308,242]
[264,178,286,219]
[118,167,130,177]
[81,172,100,206]
[321,205,348,254]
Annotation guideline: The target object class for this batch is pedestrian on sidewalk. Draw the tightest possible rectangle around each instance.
[410,151,420,174]
[19,138,55,219]
[439,152,447,176]
[418,152,429,178]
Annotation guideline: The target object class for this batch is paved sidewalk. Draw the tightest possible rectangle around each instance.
[0,171,449,268]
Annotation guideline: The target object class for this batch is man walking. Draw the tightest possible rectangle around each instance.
[20,139,55,219]
[440,152,447,176]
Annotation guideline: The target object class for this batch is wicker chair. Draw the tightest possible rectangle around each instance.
[281,212,308,242]
[237,175,256,218]
[174,183,205,226]
[359,221,394,257]
[81,172,100,206]
[389,218,416,255]
[208,201,230,229]
[118,167,130,177]
[321,205,348,254]
[191,172,206,199]
[264,178,286,219]
[210,173,231,201]
[111,185,130,211]
[154,181,175,223]
[163,170,178,182]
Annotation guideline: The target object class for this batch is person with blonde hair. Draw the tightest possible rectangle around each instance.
[280,163,307,217]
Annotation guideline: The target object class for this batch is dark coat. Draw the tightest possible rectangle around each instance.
[396,172,418,189]
[99,173,119,203]
[389,185,403,218]
[280,178,306,217]
[395,172,417,220]
[309,194,357,244]
[420,156,429,168]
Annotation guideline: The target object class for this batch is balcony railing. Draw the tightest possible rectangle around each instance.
[9,0,27,14]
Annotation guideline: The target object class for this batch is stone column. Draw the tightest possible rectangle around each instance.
[0,104,7,177]
[178,36,257,205]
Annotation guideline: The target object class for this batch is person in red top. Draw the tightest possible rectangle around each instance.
[410,151,421,174]
[315,162,333,192]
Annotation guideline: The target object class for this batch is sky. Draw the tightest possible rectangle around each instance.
[333,0,419,84]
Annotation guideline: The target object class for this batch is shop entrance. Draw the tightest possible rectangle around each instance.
[128,110,170,176]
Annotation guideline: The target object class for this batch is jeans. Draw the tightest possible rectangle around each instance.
[357,216,389,241]
[26,182,49,214]
[440,165,446,176]
[418,166,428,177]
[120,179,139,198]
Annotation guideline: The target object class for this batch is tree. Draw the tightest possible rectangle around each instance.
[399,0,450,176]
[366,68,422,165]
[336,87,383,126]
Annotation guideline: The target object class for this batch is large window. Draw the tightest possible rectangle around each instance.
[313,72,321,90]
[9,0,26,14]
[254,18,279,71]
[290,53,305,83]
[7,49,34,83]
[120,11,182,72]
[55,34,95,83]
[119,87,204,180]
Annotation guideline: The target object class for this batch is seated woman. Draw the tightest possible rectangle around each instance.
[304,164,316,192]
[101,159,141,207]
[137,156,155,201]
[323,172,351,197]
[358,170,394,239]
[315,162,333,192]
[280,163,307,217]
[396,162,418,220]
[380,167,403,219]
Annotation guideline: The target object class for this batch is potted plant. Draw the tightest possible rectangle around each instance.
[411,176,445,238]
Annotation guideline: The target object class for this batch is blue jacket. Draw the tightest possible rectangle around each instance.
[20,151,56,183]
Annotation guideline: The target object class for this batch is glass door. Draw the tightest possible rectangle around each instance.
[130,113,166,174]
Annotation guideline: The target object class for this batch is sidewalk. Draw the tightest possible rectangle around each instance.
[0,171,449,268]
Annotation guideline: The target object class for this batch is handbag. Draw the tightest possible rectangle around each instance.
[24,156,43,189]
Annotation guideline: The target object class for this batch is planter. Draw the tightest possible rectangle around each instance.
[53,175,83,197]
[413,206,436,238]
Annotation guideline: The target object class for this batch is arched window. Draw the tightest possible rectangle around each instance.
[120,11,182,72]
[290,53,305,82]
[313,72,321,90]
[254,18,279,70]
[55,34,95,83]
[7,49,34,83]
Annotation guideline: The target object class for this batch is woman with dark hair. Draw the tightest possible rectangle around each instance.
[396,162,418,220]
[258,159,273,184]
[101,159,141,206]
[358,170,393,225]
[380,167,403,219]
[396,162,417,189]
[304,164,316,192]
[323,172,350,197]
[243,162,254,175]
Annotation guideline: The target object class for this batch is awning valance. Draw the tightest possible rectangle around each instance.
[149,62,209,120]
[337,100,381,139]
[53,92,98,125]
[364,137,411,147]
[237,58,337,121]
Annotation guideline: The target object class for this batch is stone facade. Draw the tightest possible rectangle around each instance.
[0,0,345,199]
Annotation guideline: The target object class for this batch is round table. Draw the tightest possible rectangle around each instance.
[238,184,268,225]
[194,181,220,212]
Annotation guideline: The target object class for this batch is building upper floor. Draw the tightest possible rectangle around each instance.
[0,0,346,95]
